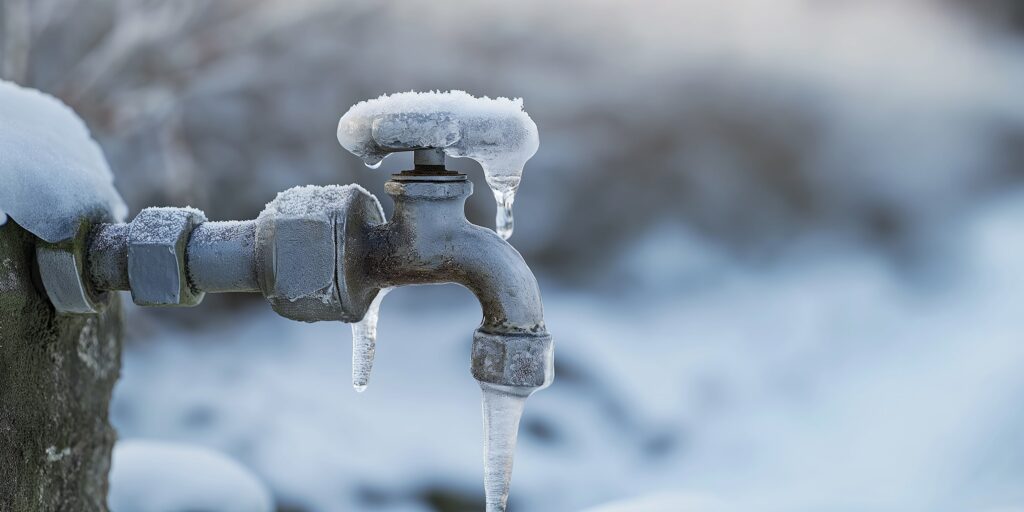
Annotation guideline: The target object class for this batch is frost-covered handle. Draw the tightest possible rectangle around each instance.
[336,91,539,240]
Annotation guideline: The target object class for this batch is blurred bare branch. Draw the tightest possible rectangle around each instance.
[2,0,30,82]
[59,0,203,103]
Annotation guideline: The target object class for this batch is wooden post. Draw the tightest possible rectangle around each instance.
[0,220,122,511]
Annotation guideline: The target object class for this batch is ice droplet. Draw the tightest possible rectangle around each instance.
[351,288,390,392]
[480,382,532,512]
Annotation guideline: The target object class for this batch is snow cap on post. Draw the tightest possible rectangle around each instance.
[0,79,126,242]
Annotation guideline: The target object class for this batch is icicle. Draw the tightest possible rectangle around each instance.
[493,188,516,240]
[485,174,520,241]
[350,288,390,392]
[480,382,532,512]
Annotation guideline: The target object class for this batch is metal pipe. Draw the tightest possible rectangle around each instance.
[186,221,259,293]
[87,223,129,291]
[76,184,383,319]
[86,221,260,294]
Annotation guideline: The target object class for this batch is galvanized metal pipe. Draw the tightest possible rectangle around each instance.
[86,220,259,294]
[186,221,259,293]
[87,223,129,291]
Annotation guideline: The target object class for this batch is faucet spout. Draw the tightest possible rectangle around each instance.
[367,174,554,389]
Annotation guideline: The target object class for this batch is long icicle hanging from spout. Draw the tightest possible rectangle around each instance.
[351,287,391,392]
[480,382,532,512]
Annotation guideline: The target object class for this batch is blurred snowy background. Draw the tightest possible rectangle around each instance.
[4,0,1024,510]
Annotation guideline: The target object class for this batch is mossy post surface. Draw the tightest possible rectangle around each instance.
[0,220,122,511]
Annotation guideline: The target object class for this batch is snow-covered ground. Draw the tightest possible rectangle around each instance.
[112,193,1024,512]
[109,440,273,512]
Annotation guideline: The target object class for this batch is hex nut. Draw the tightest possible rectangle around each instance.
[127,207,206,307]
[255,185,384,323]
[471,330,554,388]
[256,206,337,321]
[36,220,109,314]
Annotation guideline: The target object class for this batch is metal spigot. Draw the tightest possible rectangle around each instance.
[369,151,553,390]
[36,151,553,392]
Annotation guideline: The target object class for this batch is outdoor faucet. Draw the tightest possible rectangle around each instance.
[38,147,553,396]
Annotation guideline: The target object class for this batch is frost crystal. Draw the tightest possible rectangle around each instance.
[0,79,126,242]
[337,90,539,239]
[259,183,379,218]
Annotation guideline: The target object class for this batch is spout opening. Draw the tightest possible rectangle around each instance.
[471,329,554,390]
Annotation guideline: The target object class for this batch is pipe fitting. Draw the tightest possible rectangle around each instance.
[36,220,110,314]
[472,330,553,388]
[50,185,385,322]
[254,185,384,323]
[88,223,129,292]
[187,221,259,293]
[127,207,207,307]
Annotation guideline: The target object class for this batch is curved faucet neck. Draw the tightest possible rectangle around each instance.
[368,175,547,334]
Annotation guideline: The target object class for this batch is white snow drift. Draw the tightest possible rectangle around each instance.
[0,79,125,242]
[109,440,273,512]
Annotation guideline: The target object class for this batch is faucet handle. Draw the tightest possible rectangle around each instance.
[337,91,539,239]
[338,106,460,171]
[337,92,538,180]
